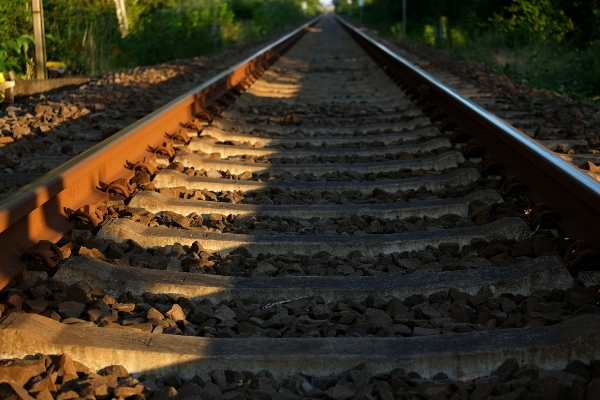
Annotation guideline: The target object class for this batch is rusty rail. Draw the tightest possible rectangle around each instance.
[0,15,323,289]
[336,15,600,252]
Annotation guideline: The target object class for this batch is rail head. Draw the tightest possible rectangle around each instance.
[335,14,600,250]
[0,14,325,290]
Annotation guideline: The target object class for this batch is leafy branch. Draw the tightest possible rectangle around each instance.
[0,34,36,77]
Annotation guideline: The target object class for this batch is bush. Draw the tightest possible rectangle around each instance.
[43,0,122,74]
[497,0,574,45]
[121,0,240,66]
[0,0,31,43]
[390,23,403,40]
[0,0,34,77]
[0,35,35,77]
[229,0,319,40]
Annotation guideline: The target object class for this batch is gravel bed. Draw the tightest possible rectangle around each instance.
[2,271,599,340]
[223,154,270,163]
[157,157,466,182]
[120,208,475,235]
[226,183,481,205]
[199,167,459,183]
[218,125,434,138]
[193,148,445,165]
[2,352,600,400]
[257,149,447,165]
[226,112,424,127]
[228,104,413,120]
[114,196,518,236]
[133,167,500,205]
[175,212,477,236]
[56,220,571,277]
[193,146,443,164]
[213,137,430,149]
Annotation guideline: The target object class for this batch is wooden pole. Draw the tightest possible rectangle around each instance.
[114,0,130,37]
[31,0,47,79]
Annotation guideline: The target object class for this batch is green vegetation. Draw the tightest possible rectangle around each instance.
[0,0,34,78]
[0,35,35,78]
[335,0,600,103]
[229,0,321,38]
[0,0,319,77]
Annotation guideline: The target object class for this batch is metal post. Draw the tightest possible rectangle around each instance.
[402,0,407,38]
[31,0,47,79]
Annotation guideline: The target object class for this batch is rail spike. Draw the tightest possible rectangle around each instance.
[104,178,135,198]
[501,177,529,195]
[565,240,600,269]
[153,142,176,158]
[169,128,191,145]
[21,240,63,268]
[525,203,560,226]
[132,156,158,175]
[69,205,106,228]
[185,118,206,132]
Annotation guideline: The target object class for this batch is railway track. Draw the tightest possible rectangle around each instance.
[2,14,600,399]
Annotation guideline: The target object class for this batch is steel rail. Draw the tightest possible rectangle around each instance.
[0,15,324,289]
[336,15,600,251]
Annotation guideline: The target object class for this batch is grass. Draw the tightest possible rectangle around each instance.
[458,39,599,104]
